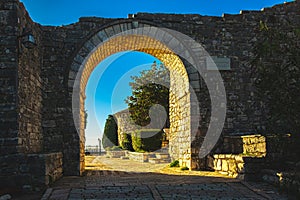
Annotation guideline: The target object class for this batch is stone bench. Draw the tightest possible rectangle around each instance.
[207,154,265,180]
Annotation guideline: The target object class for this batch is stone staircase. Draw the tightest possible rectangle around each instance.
[259,161,300,197]
[148,153,171,164]
[148,147,171,164]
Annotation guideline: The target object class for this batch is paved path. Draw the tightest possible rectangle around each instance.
[40,156,292,200]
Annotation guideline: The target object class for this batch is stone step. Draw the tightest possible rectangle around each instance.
[155,147,169,153]
[261,169,281,185]
[148,158,171,164]
[261,169,300,196]
[155,153,170,159]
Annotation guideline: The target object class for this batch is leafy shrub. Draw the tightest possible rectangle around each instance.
[131,129,163,152]
[180,166,189,171]
[102,115,118,149]
[120,133,133,151]
[169,160,180,167]
[111,146,122,151]
[135,149,146,153]
[106,146,122,151]
[105,147,111,151]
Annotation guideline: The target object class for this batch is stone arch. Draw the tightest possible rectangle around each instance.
[68,22,208,175]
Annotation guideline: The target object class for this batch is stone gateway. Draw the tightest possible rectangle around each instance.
[0,0,299,190]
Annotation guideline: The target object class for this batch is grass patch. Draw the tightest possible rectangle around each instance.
[169,160,180,167]
[180,166,189,171]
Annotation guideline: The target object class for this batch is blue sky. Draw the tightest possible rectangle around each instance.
[19,0,290,146]
[20,0,291,26]
[85,52,159,146]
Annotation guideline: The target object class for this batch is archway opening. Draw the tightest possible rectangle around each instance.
[69,26,195,175]
[84,51,171,171]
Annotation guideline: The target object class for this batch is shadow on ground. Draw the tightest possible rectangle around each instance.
[1,155,295,199]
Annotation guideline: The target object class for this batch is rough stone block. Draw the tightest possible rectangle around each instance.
[222,159,229,171]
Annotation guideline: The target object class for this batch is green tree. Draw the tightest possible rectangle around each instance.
[252,23,300,135]
[252,23,300,161]
[125,61,170,127]
[129,61,170,90]
[102,115,118,149]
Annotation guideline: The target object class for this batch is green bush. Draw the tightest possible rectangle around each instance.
[135,149,146,153]
[120,133,133,151]
[169,160,180,167]
[111,146,122,151]
[102,115,118,149]
[106,146,122,151]
[131,129,163,152]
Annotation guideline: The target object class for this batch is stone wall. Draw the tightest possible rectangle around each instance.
[0,0,19,156]
[60,1,300,173]
[208,134,297,182]
[41,16,115,176]
[1,0,300,188]
[0,152,63,190]
[0,0,44,155]
[0,0,63,190]
[114,108,169,149]
[262,170,300,198]
[221,134,266,156]
[208,134,267,179]
[17,2,43,154]
[126,151,149,162]
[114,109,136,146]
[208,154,265,180]
[208,136,262,180]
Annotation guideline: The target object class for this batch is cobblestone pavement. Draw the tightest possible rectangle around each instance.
[39,156,292,200]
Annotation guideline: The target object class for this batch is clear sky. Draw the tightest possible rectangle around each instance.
[19,0,290,146]
[20,0,291,26]
[85,52,159,146]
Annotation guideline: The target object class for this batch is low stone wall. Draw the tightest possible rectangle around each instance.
[106,151,126,158]
[261,169,300,197]
[44,152,63,185]
[208,154,265,180]
[0,152,63,190]
[126,151,149,162]
[222,134,266,156]
[264,134,293,162]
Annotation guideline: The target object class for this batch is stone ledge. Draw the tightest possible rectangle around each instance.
[0,152,63,191]
[106,150,126,158]
[262,169,300,197]
[222,134,268,156]
[208,154,265,180]
[126,151,149,162]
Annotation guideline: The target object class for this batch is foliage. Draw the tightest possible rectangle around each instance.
[120,133,133,151]
[131,129,163,152]
[180,166,189,171]
[135,149,146,153]
[169,160,180,167]
[105,146,122,151]
[252,23,300,136]
[111,146,122,151]
[129,61,170,90]
[125,61,170,127]
[102,115,118,149]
